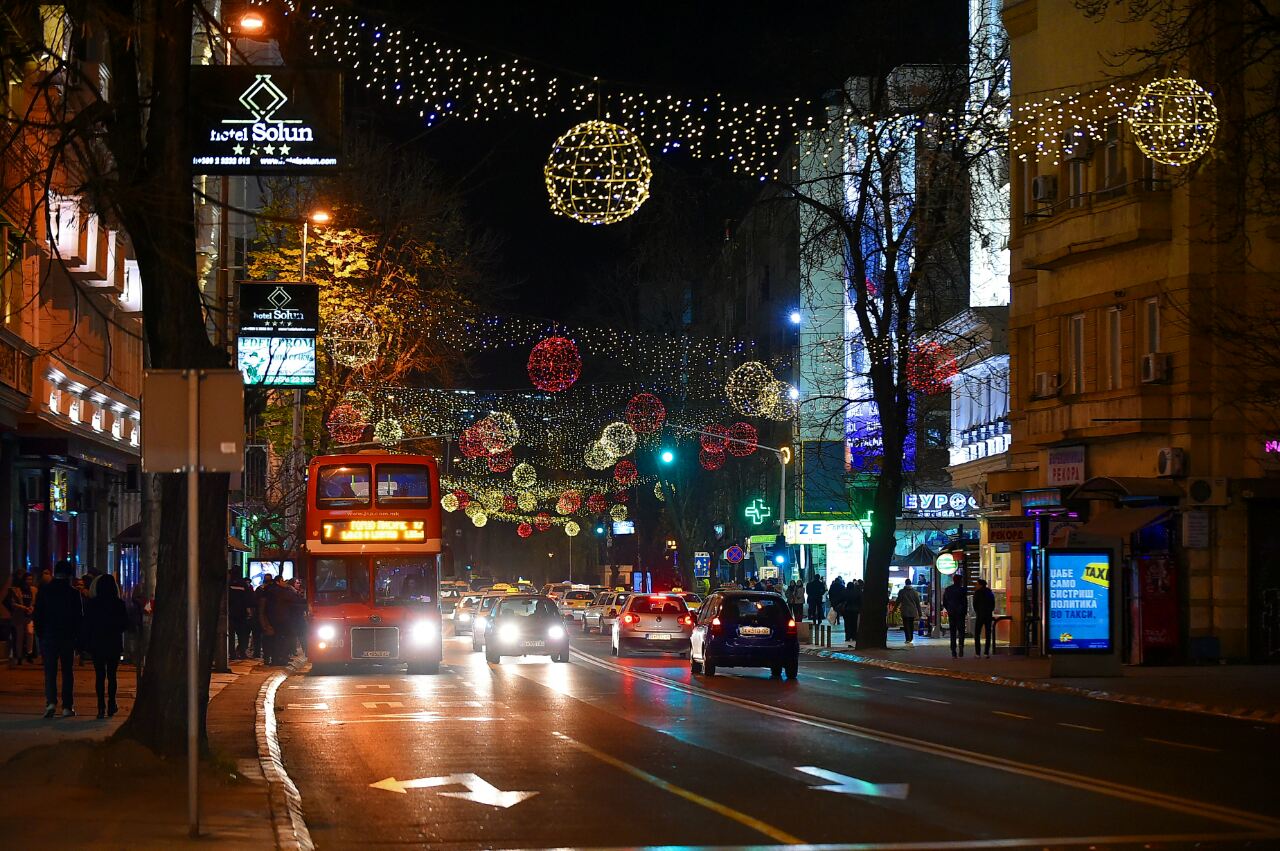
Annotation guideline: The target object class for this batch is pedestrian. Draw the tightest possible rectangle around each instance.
[251,575,271,659]
[288,578,308,658]
[227,572,255,661]
[942,573,969,658]
[84,574,128,719]
[32,559,82,718]
[828,576,846,627]
[895,582,921,644]
[7,571,34,666]
[973,578,996,658]
[806,573,825,624]
[844,579,863,647]
[260,574,297,666]
[787,580,805,621]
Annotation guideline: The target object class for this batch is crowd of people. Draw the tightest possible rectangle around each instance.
[227,571,308,667]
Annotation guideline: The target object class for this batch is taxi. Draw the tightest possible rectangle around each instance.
[556,585,597,622]
[581,590,630,634]
[470,584,524,652]
[670,588,703,613]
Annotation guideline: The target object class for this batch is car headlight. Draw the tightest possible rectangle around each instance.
[498,623,520,644]
[458,613,471,622]
[548,624,566,640]
[410,621,435,645]
[316,624,336,641]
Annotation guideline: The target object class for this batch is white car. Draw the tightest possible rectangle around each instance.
[556,588,597,622]
[582,591,629,634]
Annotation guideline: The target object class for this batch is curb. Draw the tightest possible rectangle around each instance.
[255,664,314,851]
[801,646,1280,726]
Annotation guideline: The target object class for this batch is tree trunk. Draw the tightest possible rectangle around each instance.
[857,377,908,650]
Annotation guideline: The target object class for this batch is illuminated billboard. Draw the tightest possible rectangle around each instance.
[237,283,318,387]
[1046,550,1112,653]
[321,520,427,543]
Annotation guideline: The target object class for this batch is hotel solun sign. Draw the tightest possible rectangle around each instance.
[190,67,341,174]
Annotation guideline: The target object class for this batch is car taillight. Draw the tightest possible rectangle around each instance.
[710,616,723,636]
[621,613,638,627]
[679,614,694,627]
[786,618,797,636]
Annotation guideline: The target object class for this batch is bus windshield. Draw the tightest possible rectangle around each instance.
[317,465,371,509]
[313,557,370,604]
[376,465,433,507]
[374,556,437,606]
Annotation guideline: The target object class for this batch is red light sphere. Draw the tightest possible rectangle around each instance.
[700,424,729,454]
[527,336,582,392]
[614,459,638,486]
[326,403,366,444]
[517,523,533,538]
[560,489,583,513]
[487,449,515,473]
[726,422,758,457]
[534,512,553,532]
[699,447,726,470]
[586,493,608,514]
[502,493,518,512]
[613,489,629,504]
[625,392,666,434]
[906,341,957,395]
[459,426,487,458]
[453,490,471,510]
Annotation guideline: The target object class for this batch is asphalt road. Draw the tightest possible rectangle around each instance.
[274,626,1280,849]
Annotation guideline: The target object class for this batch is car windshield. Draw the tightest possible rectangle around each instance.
[316,464,371,509]
[496,598,559,618]
[459,596,480,608]
[564,591,594,602]
[373,557,436,606]
[680,594,702,604]
[312,557,369,604]
[480,596,501,612]
[375,464,432,507]
[628,596,688,615]
[726,596,788,623]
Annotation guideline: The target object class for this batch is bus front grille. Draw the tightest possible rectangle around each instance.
[350,627,400,659]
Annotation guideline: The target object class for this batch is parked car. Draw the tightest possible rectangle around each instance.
[690,590,798,680]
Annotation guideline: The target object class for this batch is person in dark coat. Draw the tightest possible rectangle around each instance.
[84,574,128,718]
[227,572,255,661]
[942,574,969,658]
[972,578,997,658]
[260,575,299,666]
[33,559,82,718]
[827,576,846,627]
[805,574,825,624]
[844,579,864,647]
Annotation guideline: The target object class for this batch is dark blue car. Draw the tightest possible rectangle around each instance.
[690,591,799,680]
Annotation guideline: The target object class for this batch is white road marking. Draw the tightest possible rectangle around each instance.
[1145,737,1221,753]
[355,684,392,689]
[878,675,920,683]
[369,773,537,808]
[1060,722,1104,732]
[993,710,1032,720]
[795,765,909,799]
[362,701,404,709]
[906,695,950,705]
[286,703,329,710]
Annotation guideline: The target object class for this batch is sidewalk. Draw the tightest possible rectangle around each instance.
[802,621,1280,724]
[0,658,279,847]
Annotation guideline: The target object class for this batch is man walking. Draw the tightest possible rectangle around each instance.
[33,560,82,718]
[942,573,969,658]
[827,576,846,628]
[895,582,921,644]
[227,572,255,661]
[973,578,996,658]
[805,572,825,624]
[844,579,863,647]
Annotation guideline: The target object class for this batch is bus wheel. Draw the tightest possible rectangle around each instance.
[408,660,439,675]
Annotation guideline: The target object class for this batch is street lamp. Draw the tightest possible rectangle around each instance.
[670,424,792,534]
[789,310,802,325]
[300,209,332,282]
[659,449,675,464]
[237,10,266,33]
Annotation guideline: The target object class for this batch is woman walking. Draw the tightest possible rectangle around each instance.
[7,572,34,666]
[84,574,129,719]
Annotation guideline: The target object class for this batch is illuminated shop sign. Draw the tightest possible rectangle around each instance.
[1046,550,1112,653]
[321,519,426,543]
[901,491,979,518]
[237,283,318,387]
[190,67,342,174]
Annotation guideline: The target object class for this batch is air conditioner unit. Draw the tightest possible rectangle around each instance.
[1157,447,1186,478]
[1063,133,1094,161]
[1031,175,1058,202]
[1033,372,1058,399]
[1141,352,1171,384]
[1186,477,1229,506]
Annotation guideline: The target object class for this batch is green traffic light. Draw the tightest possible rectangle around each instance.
[660,449,675,464]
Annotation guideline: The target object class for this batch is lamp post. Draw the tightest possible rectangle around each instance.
[667,425,791,532]
[288,210,331,553]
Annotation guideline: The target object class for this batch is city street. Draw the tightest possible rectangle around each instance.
[275,631,1280,849]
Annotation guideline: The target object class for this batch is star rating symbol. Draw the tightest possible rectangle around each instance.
[278,144,291,155]
[232,144,244,155]
[264,144,276,155]
[249,147,259,155]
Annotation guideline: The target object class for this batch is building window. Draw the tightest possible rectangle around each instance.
[1106,307,1122,390]
[1144,298,1160,354]
[2,229,22,333]
[1101,123,1125,196]
[1069,313,1086,394]
[1068,160,1088,209]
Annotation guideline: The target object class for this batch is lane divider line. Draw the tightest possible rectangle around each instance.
[906,695,950,705]
[256,671,315,851]
[571,650,1280,834]
[551,731,804,845]
[1145,737,1221,753]
[1059,722,1104,732]
[992,710,1032,720]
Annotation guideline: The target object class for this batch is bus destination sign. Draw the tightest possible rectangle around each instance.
[321,519,426,543]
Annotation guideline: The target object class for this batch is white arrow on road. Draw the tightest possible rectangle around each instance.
[795,766,909,800]
[369,773,538,808]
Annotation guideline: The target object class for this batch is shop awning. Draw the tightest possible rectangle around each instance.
[1074,506,1172,540]
[1069,476,1183,501]
[228,535,251,553]
[892,543,937,568]
[113,521,251,552]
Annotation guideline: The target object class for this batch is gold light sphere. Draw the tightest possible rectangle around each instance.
[584,441,613,470]
[1127,76,1218,166]
[609,504,628,523]
[564,521,581,537]
[600,421,637,458]
[726,361,776,418]
[373,418,403,445]
[441,492,460,513]
[512,462,537,489]
[326,312,380,368]
[544,120,652,225]
[517,490,537,512]
[469,510,489,528]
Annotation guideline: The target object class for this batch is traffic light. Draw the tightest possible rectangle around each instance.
[659,449,675,464]
[595,525,606,536]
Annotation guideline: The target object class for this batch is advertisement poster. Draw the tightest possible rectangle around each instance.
[1047,550,1112,652]
[237,283,318,387]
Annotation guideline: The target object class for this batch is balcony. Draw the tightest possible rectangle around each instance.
[1021,186,1171,270]
[1020,386,1172,446]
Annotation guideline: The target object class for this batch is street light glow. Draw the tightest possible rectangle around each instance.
[237,11,266,31]
[788,386,800,400]
[309,210,332,224]
[789,310,802,325]
[660,449,675,464]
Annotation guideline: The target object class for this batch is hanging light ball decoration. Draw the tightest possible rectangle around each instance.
[727,422,758,457]
[613,489,630,504]
[726,361,776,417]
[654,482,665,501]
[906,342,958,395]
[476,412,520,454]
[341,390,373,418]
[584,441,613,470]
[441,492,460,513]
[558,489,583,514]
[503,493,518,512]
[609,504,629,523]
[517,522,533,539]
[527,336,582,392]
[564,521,581,537]
[325,312,380,369]
[625,392,666,434]
[326,403,367,445]
[1127,76,1219,166]
[699,447,727,470]
[600,422,638,458]
[517,491,538,512]
[512,463,538,489]
[700,424,730,454]
[469,509,489,528]
[453,490,472,510]
[614,459,638,486]
[534,512,553,533]
[487,449,515,474]
[480,489,504,513]
[586,492,608,514]
[544,120,653,226]
[459,427,487,458]
[373,418,403,446]
[758,380,799,420]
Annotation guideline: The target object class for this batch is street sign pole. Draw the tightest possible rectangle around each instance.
[186,370,200,838]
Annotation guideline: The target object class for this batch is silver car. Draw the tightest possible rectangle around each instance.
[582,591,629,634]
[451,595,481,636]
[611,593,694,657]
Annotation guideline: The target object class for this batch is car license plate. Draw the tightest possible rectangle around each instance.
[646,633,671,640]
[523,640,546,648]
[739,626,771,636]
[362,650,392,657]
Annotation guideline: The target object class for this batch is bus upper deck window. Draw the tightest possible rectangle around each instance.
[317,465,372,508]
[376,465,433,506]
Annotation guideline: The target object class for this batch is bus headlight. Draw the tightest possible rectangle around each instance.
[548,624,566,640]
[410,621,435,645]
[498,623,520,644]
[316,624,337,641]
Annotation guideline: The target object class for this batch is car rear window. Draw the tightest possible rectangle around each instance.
[725,596,789,623]
[564,591,594,601]
[628,597,688,615]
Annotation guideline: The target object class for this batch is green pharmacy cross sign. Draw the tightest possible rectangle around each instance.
[745,498,773,526]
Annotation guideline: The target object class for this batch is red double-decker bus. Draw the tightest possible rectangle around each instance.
[304,451,444,674]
